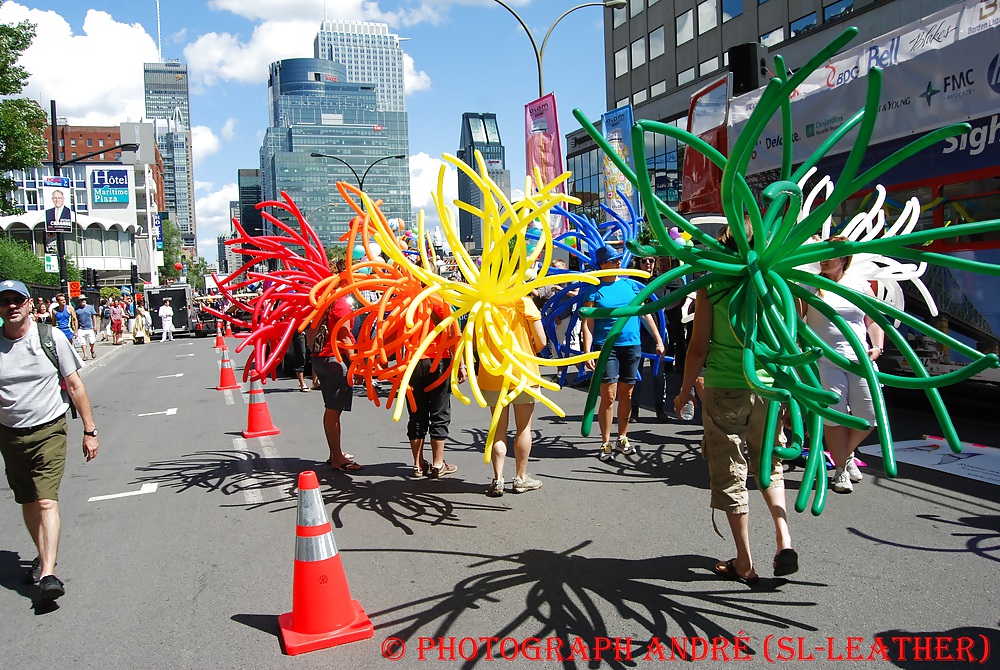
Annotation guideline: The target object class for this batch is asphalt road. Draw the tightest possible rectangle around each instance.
[1,336,997,669]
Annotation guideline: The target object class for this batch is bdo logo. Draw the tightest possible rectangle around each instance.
[989,53,1000,95]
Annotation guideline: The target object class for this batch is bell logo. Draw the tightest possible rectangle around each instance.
[988,53,1000,95]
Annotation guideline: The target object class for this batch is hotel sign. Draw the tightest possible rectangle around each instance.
[91,169,130,204]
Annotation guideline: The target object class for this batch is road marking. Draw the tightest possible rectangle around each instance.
[224,389,235,405]
[89,482,157,502]
[157,373,184,379]
[178,342,194,346]
[176,354,195,358]
[259,436,284,478]
[137,408,178,417]
[232,438,264,505]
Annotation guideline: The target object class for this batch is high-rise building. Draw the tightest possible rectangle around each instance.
[456,113,510,254]
[260,58,411,246]
[237,169,264,237]
[314,20,406,112]
[144,60,197,252]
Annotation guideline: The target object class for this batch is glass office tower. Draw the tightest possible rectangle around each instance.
[456,113,509,254]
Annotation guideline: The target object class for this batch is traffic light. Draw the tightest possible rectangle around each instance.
[131,264,139,286]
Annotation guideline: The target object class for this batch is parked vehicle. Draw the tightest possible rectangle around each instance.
[146,285,197,336]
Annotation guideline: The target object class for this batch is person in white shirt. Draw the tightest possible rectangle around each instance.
[157,298,175,342]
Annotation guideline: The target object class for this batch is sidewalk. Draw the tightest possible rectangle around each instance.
[78,331,134,373]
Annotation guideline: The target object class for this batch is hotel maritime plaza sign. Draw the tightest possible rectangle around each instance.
[90,169,130,204]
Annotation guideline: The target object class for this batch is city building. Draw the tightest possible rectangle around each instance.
[237,169,264,237]
[260,58,411,246]
[456,113,510,254]
[314,20,407,112]
[587,0,959,207]
[144,60,197,252]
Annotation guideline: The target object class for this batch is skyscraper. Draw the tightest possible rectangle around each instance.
[260,58,410,245]
[144,60,197,251]
[237,169,263,237]
[314,20,406,112]
[456,113,509,253]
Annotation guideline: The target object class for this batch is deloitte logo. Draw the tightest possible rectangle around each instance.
[989,53,1000,95]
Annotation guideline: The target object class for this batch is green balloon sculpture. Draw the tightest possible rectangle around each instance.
[575,28,1000,515]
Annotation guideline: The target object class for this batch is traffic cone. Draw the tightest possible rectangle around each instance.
[278,471,373,655]
[225,321,235,338]
[214,320,225,349]
[216,343,241,391]
[242,376,280,438]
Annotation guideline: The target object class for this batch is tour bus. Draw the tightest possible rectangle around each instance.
[679,0,1000,382]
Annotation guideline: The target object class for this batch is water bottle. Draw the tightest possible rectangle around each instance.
[680,395,695,421]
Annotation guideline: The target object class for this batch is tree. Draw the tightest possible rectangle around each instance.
[187,256,210,291]
[0,238,80,285]
[0,5,47,214]
[159,218,182,282]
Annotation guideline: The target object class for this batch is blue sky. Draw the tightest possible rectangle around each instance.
[2,0,612,264]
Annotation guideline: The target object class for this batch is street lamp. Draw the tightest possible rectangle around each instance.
[49,100,140,294]
[490,0,626,97]
[309,152,407,191]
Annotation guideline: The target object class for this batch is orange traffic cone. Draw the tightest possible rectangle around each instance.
[214,320,225,349]
[216,343,241,391]
[242,376,280,438]
[279,471,374,655]
[225,321,235,338]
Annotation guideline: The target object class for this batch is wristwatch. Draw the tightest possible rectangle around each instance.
[84,428,98,437]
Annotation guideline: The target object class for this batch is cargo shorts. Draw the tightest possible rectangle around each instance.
[0,416,68,504]
[700,387,783,514]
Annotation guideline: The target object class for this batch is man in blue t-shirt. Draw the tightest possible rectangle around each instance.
[74,297,98,360]
[582,245,664,462]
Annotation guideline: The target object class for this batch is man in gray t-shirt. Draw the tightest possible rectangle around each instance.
[0,279,99,604]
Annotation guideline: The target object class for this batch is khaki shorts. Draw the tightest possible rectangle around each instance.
[701,387,783,514]
[482,388,537,407]
[0,416,68,504]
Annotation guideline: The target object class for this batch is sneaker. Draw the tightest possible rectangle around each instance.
[427,461,458,479]
[831,467,853,493]
[486,478,505,497]
[616,435,635,455]
[598,442,614,462]
[25,556,41,585]
[845,456,863,483]
[37,574,65,602]
[512,474,542,493]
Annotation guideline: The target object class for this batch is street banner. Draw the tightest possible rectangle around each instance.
[525,93,568,236]
[42,176,74,233]
[730,0,1000,175]
[601,105,639,225]
[152,211,165,251]
[859,437,1000,486]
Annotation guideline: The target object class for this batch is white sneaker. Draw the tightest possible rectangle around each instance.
[845,456,863,483]
[486,478,504,497]
[512,474,542,493]
[832,467,853,493]
[598,442,614,462]
[616,435,636,455]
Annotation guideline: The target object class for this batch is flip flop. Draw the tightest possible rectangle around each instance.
[713,559,759,585]
[773,548,799,577]
[299,387,311,393]
[329,460,363,472]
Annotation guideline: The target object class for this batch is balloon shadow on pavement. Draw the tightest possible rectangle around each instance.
[354,541,821,669]
[131,450,506,536]
[848,513,1000,564]
[0,550,59,615]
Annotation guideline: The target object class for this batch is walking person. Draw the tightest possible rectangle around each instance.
[0,279,99,602]
[581,245,665,461]
[73,297,98,361]
[109,299,125,345]
[660,255,691,420]
[49,294,77,350]
[479,295,548,496]
[157,298,174,342]
[674,223,796,585]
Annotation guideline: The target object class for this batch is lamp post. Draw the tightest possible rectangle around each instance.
[49,100,140,295]
[490,0,626,98]
[309,152,407,191]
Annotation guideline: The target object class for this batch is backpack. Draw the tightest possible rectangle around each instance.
[36,322,78,419]
[306,304,336,355]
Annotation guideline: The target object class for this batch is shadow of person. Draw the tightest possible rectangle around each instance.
[0,550,59,615]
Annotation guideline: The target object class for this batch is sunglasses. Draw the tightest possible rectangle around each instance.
[0,294,28,307]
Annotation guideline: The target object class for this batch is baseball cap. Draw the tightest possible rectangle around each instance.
[0,279,30,298]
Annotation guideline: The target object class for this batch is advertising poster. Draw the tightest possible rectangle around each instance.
[152,211,164,251]
[525,93,568,236]
[601,105,638,223]
[42,176,74,233]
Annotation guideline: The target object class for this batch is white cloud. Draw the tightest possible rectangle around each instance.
[409,152,458,232]
[194,180,215,193]
[190,125,221,165]
[403,53,431,95]
[195,182,239,262]
[204,0,504,27]
[0,4,159,125]
[220,118,237,140]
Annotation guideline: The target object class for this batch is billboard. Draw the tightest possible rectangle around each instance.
[525,93,568,236]
[42,176,74,233]
[601,105,639,223]
[91,169,130,204]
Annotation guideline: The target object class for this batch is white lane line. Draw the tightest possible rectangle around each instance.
[178,343,194,346]
[157,373,184,379]
[232,438,264,505]
[137,407,178,417]
[259,436,284,477]
[240,386,249,404]
[175,354,195,358]
[89,483,157,502]
[224,389,235,405]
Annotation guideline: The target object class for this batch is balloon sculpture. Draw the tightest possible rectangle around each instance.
[575,28,1000,514]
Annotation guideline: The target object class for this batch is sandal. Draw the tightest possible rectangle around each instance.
[299,386,311,392]
[713,558,759,585]
[773,548,799,577]
[329,460,363,472]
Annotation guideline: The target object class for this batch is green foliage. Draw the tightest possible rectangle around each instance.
[100,286,122,301]
[0,238,80,285]
[159,218,182,281]
[187,256,211,291]
[0,8,47,214]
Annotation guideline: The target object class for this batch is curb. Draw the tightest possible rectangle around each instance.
[79,340,132,377]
